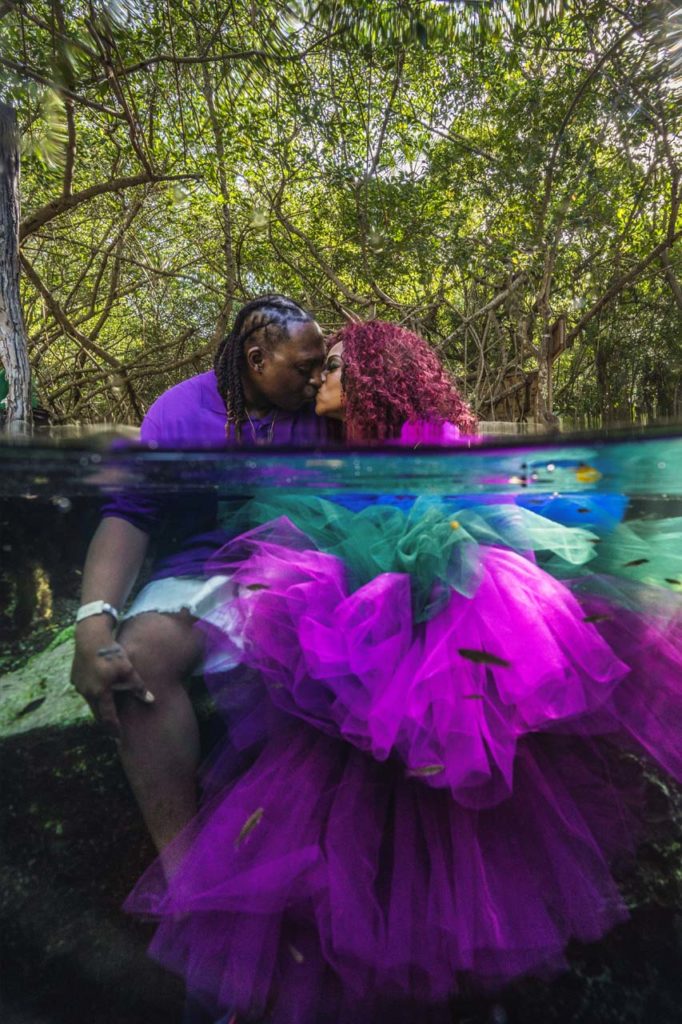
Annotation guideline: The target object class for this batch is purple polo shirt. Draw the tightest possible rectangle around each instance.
[101,370,327,578]
[136,370,327,448]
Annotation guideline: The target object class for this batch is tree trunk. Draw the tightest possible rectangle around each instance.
[536,301,559,428]
[0,103,32,432]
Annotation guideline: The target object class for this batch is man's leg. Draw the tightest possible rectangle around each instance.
[115,610,203,860]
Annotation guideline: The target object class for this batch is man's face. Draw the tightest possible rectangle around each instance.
[248,321,326,411]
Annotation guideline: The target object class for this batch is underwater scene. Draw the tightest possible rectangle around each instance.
[1,430,682,1024]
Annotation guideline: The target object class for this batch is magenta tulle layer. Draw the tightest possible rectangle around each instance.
[126,514,682,1023]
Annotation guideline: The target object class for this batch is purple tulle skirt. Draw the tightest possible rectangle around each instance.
[126,519,682,1023]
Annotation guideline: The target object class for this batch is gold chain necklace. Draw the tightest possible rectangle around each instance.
[225,409,278,443]
[244,408,278,444]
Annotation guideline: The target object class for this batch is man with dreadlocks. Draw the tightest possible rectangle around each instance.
[71,295,327,857]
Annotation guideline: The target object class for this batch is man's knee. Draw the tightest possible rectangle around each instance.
[118,610,202,684]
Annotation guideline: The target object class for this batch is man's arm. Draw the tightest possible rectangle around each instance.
[71,517,154,736]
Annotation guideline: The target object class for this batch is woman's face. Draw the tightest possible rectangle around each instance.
[315,341,345,419]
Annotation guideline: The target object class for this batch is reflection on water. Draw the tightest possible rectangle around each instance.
[3,426,682,499]
[1,431,682,1024]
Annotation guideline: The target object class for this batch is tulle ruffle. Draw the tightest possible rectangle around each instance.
[126,724,645,1024]
[217,495,601,621]
[127,495,682,1022]
[203,516,632,808]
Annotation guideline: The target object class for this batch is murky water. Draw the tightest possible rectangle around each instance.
[1,430,681,1024]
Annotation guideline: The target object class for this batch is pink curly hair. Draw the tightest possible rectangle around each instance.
[331,320,477,442]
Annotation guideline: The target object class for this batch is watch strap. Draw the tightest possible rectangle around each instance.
[76,600,120,624]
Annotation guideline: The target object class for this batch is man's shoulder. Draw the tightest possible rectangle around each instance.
[149,370,217,414]
[141,371,223,444]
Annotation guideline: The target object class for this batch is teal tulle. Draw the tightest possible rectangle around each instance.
[222,495,599,622]
[587,516,682,590]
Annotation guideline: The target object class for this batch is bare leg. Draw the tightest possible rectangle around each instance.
[115,610,203,861]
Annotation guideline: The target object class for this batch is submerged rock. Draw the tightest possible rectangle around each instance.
[0,635,88,738]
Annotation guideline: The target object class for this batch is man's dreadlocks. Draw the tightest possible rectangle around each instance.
[214,295,312,435]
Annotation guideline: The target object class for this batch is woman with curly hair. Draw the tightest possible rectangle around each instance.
[316,319,477,442]
[128,323,682,1024]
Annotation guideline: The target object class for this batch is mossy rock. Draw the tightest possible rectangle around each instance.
[0,637,90,738]
[0,637,222,1023]
[0,633,186,1023]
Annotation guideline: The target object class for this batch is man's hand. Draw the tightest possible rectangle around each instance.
[71,619,154,737]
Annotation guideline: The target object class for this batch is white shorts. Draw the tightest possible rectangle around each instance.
[122,574,244,674]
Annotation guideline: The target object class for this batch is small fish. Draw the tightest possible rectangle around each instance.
[16,697,46,719]
[450,520,460,529]
[406,764,445,778]
[577,508,590,514]
[582,614,612,624]
[463,694,484,700]
[235,807,264,848]
[665,578,681,585]
[623,558,649,567]
[458,648,511,668]
[288,944,305,964]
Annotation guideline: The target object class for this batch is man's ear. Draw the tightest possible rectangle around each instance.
[246,345,265,374]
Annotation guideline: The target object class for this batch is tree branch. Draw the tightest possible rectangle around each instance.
[272,195,371,307]
[84,33,343,84]
[565,230,682,345]
[368,53,404,178]
[539,25,638,229]
[660,248,682,313]
[85,17,155,176]
[0,58,124,118]
[21,255,122,368]
[408,116,500,165]
[22,254,145,418]
[20,172,196,239]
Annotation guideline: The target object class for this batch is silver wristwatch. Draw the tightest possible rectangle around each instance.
[75,600,120,625]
